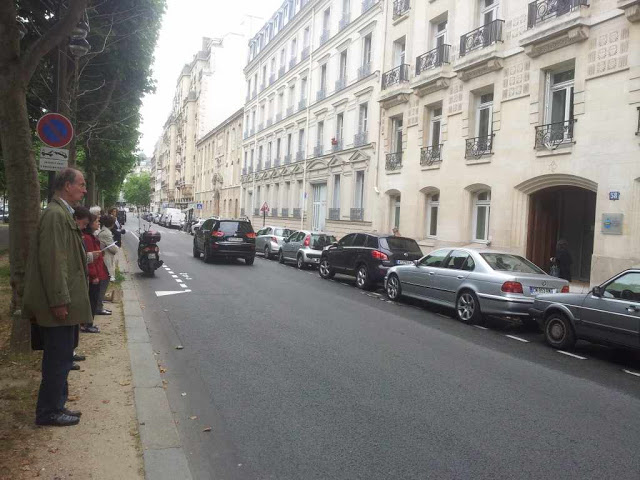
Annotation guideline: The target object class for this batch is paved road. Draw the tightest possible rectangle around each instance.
[122,216,640,480]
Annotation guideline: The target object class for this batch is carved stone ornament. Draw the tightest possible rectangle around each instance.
[457,59,504,81]
[525,26,589,57]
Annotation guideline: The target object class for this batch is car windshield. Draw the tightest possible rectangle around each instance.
[380,237,422,253]
[274,228,293,237]
[311,234,336,249]
[480,253,544,274]
[216,221,253,235]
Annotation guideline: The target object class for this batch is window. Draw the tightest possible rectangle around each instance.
[473,190,491,242]
[333,174,340,207]
[276,138,281,158]
[335,113,344,142]
[300,77,308,100]
[481,0,499,25]
[545,68,575,142]
[303,27,310,47]
[323,8,331,31]
[284,181,290,207]
[280,49,286,69]
[429,107,442,147]
[476,92,493,139]
[250,148,254,166]
[278,92,284,114]
[274,183,280,207]
[343,0,350,15]
[290,38,297,60]
[352,233,366,247]
[354,171,364,209]
[392,117,403,152]
[366,235,378,248]
[317,121,324,145]
[338,233,356,247]
[426,193,439,237]
[358,103,369,134]
[393,37,406,66]
[289,85,296,107]
[434,19,447,48]
[287,133,292,154]
[393,196,401,229]
[481,253,544,274]
[297,180,303,207]
[298,128,305,152]
[339,50,348,80]
[270,57,276,76]
[444,250,470,270]
[362,34,372,66]
[262,65,267,85]
[419,249,451,267]
[603,273,640,301]
[320,64,327,90]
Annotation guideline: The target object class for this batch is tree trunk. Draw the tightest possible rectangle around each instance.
[0,73,42,353]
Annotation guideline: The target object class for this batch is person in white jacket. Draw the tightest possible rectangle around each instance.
[96,215,119,315]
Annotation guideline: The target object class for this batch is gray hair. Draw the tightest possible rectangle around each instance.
[53,168,81,192]
[89,205,102,216]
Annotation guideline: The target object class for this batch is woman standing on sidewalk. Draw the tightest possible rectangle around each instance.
[82,213,108,332]
[96,215,119,315]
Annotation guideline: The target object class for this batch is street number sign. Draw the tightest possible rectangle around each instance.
[39,147,69,172]
[36,113,74,148]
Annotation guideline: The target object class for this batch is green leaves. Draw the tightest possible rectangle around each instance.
[123,171,152,207]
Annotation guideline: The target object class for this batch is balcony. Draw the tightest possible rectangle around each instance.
[301,46,310,60]
[281,208,289,217]
[381,64,409,90]
[287,106,294,117]
[296,150,305,161]
[289,57,297,69]
[420,145,443,166]
[459,19,504,56]
[465,134,494,159]
[293,208,301,218]
[386,152,403,171]
[279,66,286,78]
[317,88,326,101]
[284,153,292,164]
[534,119,576,149]
[416,44,451,75]
[276,112,282,122]
[339,12,350,31]
[314,144,324,156]
[298,98,307,110]
[354,131,368,147]
[335,76,347,92]
[393,0,410,19]
[362,0,378,13]
[328,208,340,221]
[350,208,364,221]
[358,62,372,80]
[528,0,589,28]
[319,29,330,46]
[271,208,278,217]
[254,208,260,216]
[331,138,343,152]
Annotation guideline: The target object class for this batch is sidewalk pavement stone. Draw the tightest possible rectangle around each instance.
[135,387,182,449]
[143,448,193,480]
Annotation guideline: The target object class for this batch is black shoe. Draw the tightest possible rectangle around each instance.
[96,310,111,316]
[61,407,82,417]
[81,325,100,333]
[70,363,80,371]
[36,412,80,427]
[73,353,86,361]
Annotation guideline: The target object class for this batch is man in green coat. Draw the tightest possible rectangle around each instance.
[23,168,92,426]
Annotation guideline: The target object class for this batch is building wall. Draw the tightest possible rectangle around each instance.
[375,0,640,285]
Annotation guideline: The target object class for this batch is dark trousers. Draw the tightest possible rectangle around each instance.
[88,282,100,321]
[35,325,77,421]
[96,278,110,311]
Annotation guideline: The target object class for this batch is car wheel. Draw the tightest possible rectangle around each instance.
[319,258,334,279]
[544,313,576,349]
[245,256,255,265]
[278,250,285,264]
[386,274,402,301]
[264,245,271,259]
[297,254,305,270]
[456,290,483,324]
[355,264,372,290]
[192,242,200,258]
[203,244,212,263]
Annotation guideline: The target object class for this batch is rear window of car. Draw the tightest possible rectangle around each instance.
[274,228,293,237]
[215,221,253,234]
[311,234,336,249]
[480,253,544,274]
[380,237,422,253]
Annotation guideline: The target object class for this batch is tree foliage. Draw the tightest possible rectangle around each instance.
[123,172,152,208]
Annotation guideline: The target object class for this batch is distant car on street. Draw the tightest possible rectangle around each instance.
[193,218,256,265]
[279,231,336,269]
[530,268,640,351]
[319,233,423,290]
[385,248,569,325]
[255,226,294,259]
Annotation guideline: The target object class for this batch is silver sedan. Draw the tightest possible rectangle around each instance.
[384,248,569,325]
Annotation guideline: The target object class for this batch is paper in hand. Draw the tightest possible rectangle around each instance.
[101,242,117,252]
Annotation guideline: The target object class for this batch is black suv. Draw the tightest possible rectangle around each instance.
[193,218,256,265]
[319,233,423,289]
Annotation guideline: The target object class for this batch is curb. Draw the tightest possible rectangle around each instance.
[120,250,193,480]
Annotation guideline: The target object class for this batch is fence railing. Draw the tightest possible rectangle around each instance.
[354,131,368,147]
[527,0,589,28]
[534,119,575,149]
[393,0,410,18]
[381,64,409,89]
[350,208,364,221]
[420,144,443,166]
[416,44,451,75]
[328,208,340,221]
[385,152,403,170]
[465,134,494,158]
[459,19,504,56]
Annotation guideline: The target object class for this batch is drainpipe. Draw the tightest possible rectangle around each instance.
[374,0,390,197]
[301,5,316,231]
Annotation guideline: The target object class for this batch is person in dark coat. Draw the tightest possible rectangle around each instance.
[554,239,573,282]
[108,207,126,247]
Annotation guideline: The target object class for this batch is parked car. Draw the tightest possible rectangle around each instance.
[163,208,184,229]
[279,231,336,269]
[191,218,206,235]
[153,213,161,224]
[193,218,256,265]
[256,226,294,259]
[530,268,640,351]
[318,233,423,289]
[384,248,569,325]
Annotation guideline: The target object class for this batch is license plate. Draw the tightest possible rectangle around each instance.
[396,260,413,265]
[530,287,556,295]
[147,253,156,259]
[227,237,243,242]
[312,258,319,263]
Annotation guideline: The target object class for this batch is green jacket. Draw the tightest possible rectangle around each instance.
[23,197,92,327]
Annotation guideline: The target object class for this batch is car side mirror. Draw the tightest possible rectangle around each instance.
[414,260,420,267]
[332,242,339,248]
[592,286,604,297]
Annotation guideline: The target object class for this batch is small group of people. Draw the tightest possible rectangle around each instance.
[23,168,126,427]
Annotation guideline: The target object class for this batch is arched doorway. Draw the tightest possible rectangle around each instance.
[526,186,596,282]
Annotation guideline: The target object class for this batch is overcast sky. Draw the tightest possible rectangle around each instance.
[139,0,283,157]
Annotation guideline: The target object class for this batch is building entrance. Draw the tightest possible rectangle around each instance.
[526,186,596,282]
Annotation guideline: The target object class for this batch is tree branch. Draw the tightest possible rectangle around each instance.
[21,0,89,83]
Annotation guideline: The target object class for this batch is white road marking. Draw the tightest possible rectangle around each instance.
[179,283,187,288]
[557,350,587,360]
[131,232,139,241]
[172,275,178,278]
[168,271,174,274]
[505,335,530,343]
[473,325,488,330]
[622,369,640,377]
[155,290,190,297]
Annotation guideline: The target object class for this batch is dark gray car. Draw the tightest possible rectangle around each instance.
[530,268,640,351]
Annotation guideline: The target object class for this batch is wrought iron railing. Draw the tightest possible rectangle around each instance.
[317,88,326,101]
[420,144,443,166]
[301,46,310,60]
[393,0,410,18]
[528,0,589,28]
[271,208,278,217]
[465,134,494,158]
[254,208,260,216]
[350,208,364,221]
[287,106,294,117]
[299,98,307,110]
[332,138,343,152]
[319,29,330,46]
[314,144,323,156]
[362,0,378,13]
[358,62,372,79]
[381,64,409,89]
[416,44,451,75]
[284,154,292,164]
[354,131,368,147]
[293,208,301,218]
[386,152,403,170]
[328,208,340,220]
[460,19,504,56]
[335,76,347,91]
[339,12,350,31]
[296,150,305,161]
[534,119,575,149]
[281,208,289,217]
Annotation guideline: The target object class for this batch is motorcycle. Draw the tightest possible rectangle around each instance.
[137,227,163,275]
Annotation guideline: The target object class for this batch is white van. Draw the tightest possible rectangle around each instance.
[163,208,184,229]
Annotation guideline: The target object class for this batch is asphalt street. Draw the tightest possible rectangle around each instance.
[122,215,640,480]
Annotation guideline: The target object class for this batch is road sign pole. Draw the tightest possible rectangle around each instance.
[263,210,266,227]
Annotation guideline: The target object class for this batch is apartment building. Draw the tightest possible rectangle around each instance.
[194,108,244,219]
[376,0,640,285]
[241,0,386,235]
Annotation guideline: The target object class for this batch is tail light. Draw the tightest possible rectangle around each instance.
[303,234,310,247]
[561,285,570,293]
[371,250,388,261]
[211,231,225,237]
[501,281,524,294]
[245,232,256,239]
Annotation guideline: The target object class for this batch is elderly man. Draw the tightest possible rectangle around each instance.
[23,168,92,427]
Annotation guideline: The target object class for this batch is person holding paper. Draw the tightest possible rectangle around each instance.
[96,215,119,315]
[81,211,107,332]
